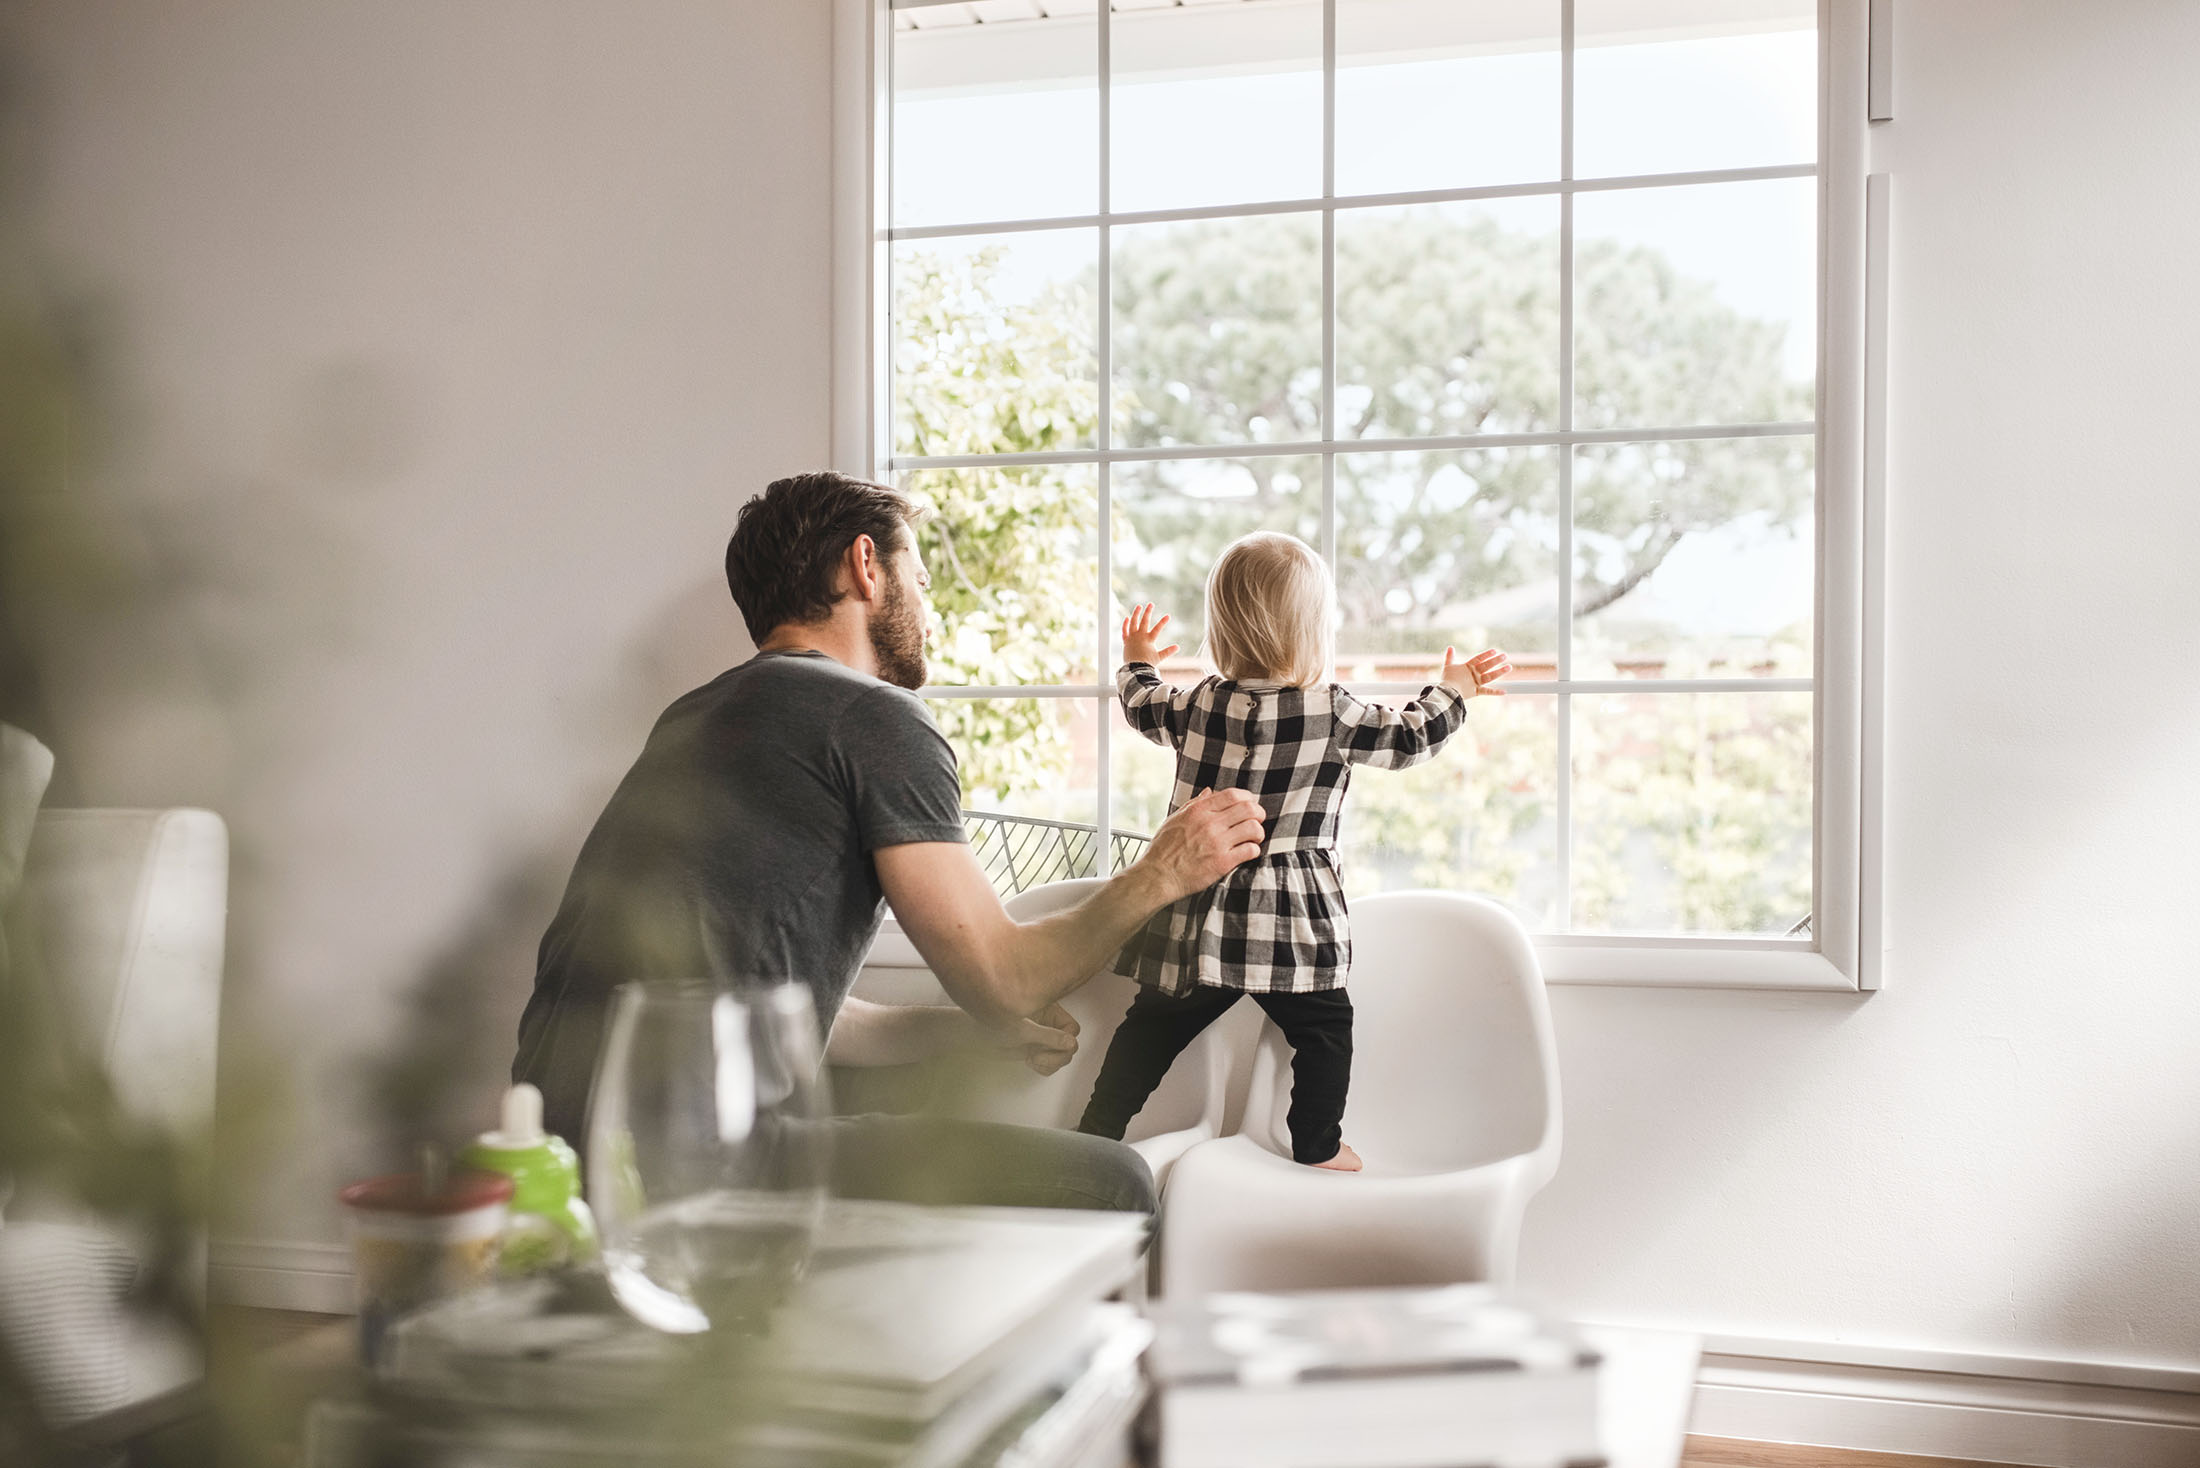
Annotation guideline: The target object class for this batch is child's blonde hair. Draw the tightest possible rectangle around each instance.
[1203,532,1335,688]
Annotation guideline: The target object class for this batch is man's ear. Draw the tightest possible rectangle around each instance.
[844,532,884,605]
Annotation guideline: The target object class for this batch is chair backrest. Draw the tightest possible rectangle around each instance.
[1244,891,1559,1177]
[10,809,230,1136]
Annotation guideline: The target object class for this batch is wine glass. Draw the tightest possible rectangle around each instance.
[586,980,831,1334]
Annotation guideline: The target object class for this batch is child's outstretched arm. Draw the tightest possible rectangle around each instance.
[1335,646,1511,769]
[1119,601,1197,746]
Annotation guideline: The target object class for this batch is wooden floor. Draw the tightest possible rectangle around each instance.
[215,1308,2021,1468]
[1682,1436,2021,1468]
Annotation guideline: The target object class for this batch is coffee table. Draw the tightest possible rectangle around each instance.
[252,1317,1699,1467]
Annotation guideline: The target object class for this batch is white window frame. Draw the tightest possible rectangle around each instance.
[834,0,1887,992]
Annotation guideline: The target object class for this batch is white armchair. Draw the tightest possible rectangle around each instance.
[0,802,229,1427]
[16,809,229,1142]
[1156,891,1561,1297]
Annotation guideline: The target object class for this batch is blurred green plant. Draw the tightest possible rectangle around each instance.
[0,193,224,1463]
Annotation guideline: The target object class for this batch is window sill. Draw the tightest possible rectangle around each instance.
[870,919,1864,993]
[1534,936,1861,992]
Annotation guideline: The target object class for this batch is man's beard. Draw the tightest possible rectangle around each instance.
[870,571,928,691]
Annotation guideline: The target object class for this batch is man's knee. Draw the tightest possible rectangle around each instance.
[988,1123,1156,1214]
[1058,1131,1157,1214]
[828,1115,1155,1214]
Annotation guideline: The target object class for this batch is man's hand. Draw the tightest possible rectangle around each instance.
[991,1002,1081,1076]
[1134,787,1266,907]
[1440,646,1512,699]
[1122,602,1180,666]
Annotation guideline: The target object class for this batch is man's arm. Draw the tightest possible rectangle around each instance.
[822,997,972,1067]
[875,787,1265,1026]
[823,995,1080,1075]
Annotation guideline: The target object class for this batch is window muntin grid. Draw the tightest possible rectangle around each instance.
[883,0,1823,942]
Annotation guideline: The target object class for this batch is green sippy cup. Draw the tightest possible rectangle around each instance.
[458,1082,598,1274]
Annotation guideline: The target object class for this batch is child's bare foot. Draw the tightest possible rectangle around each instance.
[1310,1143,1363,1172]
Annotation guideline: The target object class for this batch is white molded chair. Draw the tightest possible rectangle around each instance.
[1157,891,1561,1297]
[945,878,1257,1191]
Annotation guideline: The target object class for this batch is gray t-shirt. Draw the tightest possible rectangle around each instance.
[513,650,965,1143]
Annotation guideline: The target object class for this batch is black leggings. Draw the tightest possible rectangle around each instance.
[1077,984,1354,1165]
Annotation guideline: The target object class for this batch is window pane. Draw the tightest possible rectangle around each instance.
[1335,448,1560,677]
[1112,455,1320,664]
[893,229,1099,456]
[932,696,1099,841]
[1570,689,1813,935]
[1337,691,1560,930]
[900,465,1099,686]
[1574,0,1817,180]
[1574,176,1816,429]
[1337,0,1560,195]
[1110,0,1323,214]
[892,7,1097,228]
[1337,198,1560,440]
[1112,216,1323,449]
[1572,436,1813,679]
[1109,697,1178,867]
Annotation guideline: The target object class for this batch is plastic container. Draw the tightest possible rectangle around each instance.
[339,1164,512,1363]
[458,1082,599,1275]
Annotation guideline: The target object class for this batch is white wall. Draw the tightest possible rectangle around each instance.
[10,0,2199,1428]
[1520,0,2200,1380]
[2,1,826,1245]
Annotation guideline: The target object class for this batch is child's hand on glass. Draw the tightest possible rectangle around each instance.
[1122,602,1181,667]
[1441,646,1512,698]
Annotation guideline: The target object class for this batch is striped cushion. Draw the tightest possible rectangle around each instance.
[0,1220,138,1427]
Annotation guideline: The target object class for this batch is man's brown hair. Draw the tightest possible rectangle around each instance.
[724,472,922,643]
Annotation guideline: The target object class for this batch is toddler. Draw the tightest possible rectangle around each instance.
[1076,532,1509,1171]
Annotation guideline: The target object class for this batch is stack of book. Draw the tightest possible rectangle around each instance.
[1143,1284,1605,1468]
[303,1201,1150,1468]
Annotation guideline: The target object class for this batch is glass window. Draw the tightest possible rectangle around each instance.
[1573,0,1817,180]
[1574,177,1817,429]
[893,229,1099,456]
[892,4,1098,227]
[1336,0,1562,195]
[883,0,1825,936]
[1112,217,1325,449]
[1336,198,1562,440]
[1109,0,1323,213]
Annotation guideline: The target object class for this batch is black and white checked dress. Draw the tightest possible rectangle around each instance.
[1111,661,1470,995]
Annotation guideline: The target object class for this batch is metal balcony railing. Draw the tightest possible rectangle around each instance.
[963,810,1154,898]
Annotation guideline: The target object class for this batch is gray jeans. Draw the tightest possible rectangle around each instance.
[826,1114,1155,1214]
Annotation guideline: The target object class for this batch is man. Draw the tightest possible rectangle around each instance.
[513,471,1264,1211]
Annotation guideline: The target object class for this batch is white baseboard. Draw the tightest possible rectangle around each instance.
[1688,1334,2200,1468]
[209,1238,354,1315]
